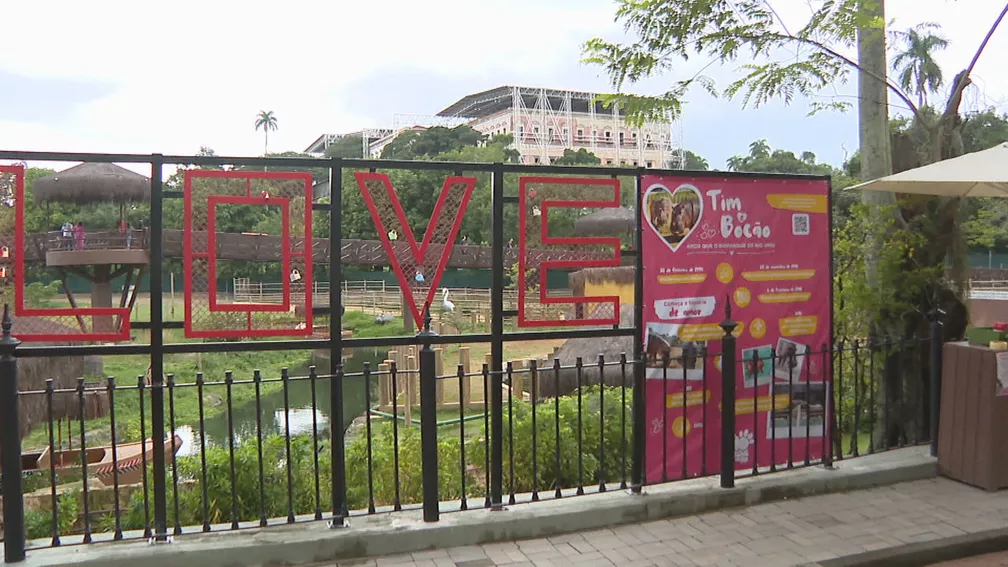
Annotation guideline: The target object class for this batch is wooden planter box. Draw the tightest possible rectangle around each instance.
[938,342,1008,491]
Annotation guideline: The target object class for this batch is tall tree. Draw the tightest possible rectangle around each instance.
[681,150,709,171]
[552,148,602,166]
[254,110,278,156]
[324,134,365,159]
[891,23,949,109]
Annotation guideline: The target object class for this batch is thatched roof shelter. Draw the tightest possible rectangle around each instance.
[536,304,635,398]
[568,266,635,293]
[33,163,150,205]
[574,207,636,235]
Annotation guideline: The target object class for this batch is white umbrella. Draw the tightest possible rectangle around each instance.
[849,142,1008,197]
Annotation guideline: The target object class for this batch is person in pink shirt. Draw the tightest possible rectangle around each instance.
[74,222,85,250]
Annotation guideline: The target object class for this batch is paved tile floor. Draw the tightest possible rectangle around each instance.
[931,551,1008,566]
[322,477,1008,567]
[931,552,1008,564]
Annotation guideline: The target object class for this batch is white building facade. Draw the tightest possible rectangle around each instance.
[437,86,684,168]
[305,86,684,169]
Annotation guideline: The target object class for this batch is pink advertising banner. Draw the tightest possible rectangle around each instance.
[641,174,832,482]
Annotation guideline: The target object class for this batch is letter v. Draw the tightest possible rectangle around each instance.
[354,172,476,330]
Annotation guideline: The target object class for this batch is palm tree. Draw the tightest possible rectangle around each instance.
[891,23,949,108]
[748,139,771,159]
[254,110,278,155]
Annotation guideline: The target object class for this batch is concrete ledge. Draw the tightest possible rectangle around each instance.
[812,527,1008,567]
[21,447,936,567]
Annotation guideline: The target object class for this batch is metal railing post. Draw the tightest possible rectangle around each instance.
[489,163,504,509]
[417,305,439,522]
[329,158,348,527]
[930,308,945,457]
[631,169,646,493]
[149,154,169,542]
[720,302,737,489]
[0,305,25,563]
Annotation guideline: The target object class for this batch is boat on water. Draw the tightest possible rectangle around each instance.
[12,435,183,487]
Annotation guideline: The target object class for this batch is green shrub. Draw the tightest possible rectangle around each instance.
[32,386,634,535]
[24,491,79,541]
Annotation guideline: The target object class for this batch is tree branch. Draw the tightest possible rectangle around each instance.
[941,3,1008,121]
[760,32,920,118]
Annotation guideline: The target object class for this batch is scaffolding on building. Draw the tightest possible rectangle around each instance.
[437,85,685,168]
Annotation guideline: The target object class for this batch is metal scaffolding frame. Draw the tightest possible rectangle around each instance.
[481,86,683,168]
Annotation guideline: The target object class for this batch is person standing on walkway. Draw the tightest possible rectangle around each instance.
[74,222,85,250]
[61,221,73,250]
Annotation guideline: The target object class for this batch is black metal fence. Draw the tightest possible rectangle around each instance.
[0,151,944,563]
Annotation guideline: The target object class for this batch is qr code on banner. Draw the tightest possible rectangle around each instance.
[792,213,810,236]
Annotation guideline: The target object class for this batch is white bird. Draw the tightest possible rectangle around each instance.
[441,288,455,313]
[532,205,542,217]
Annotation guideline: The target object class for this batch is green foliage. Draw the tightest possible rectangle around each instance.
[833,202,940,339]
[33,387,632,537]
[345,426,470,509]
[552,149,601,166]
[497,386,633,493]
[24,491,79,541]
[24,281,61,308]
[324,135,365,159]
[890,23,949,108]
[118,435,330,529]
[681,150,709,171]
[380,126,485,160]
[581,0,877,123]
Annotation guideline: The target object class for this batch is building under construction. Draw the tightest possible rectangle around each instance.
[304,85,684,169]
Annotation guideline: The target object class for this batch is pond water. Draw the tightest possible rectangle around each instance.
[174,347,386,457]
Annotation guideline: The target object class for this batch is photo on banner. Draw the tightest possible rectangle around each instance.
[640,174,833,482]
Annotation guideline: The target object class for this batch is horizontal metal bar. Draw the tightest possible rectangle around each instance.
[341,158,496,172]
[14,326,637,358]
[133,321,184,329]
[502,327,636,341]
[161,154,333,168]
[161,340,327,354]
[0,150,157,163]
[0,151,832,182]
[311,202,332,211]
[163,191,183,199]
[16,344,153,357]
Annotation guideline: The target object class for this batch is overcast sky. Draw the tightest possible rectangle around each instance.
[1,0,1005,172]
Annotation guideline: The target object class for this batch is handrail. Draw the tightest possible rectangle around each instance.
[45,229,148,252]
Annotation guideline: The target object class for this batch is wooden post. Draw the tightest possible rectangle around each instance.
[405,354,416,428]
[434,347,445,408]
[484,352,493,406]
[408,347,418,406]
[401,293,414,332]
[458,346,471,409]
[378,362,391,412]
[511,359,525,403]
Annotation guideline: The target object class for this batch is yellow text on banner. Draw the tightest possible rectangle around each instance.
[779,316,818,337]
[658,273,707,285]
[666,389,712,409]
[732,394,791,415]
[742,269,816,282]
[680,322,745,342]
[758,292,812,304]
[766,194,828,214]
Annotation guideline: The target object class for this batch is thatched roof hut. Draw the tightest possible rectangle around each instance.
[574,207,636,235]
[536,304,635,398]
[33,163,150,205]
[568,266,635,294]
